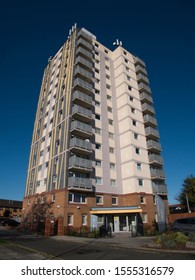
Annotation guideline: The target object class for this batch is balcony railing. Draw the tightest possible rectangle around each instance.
[73,91,92,108]
[143,114,157,127]
[70,137,92,154]
[135,65,147,75]
[76,57,93,70]
[77,47,93,60]
[152,183,167,194]
[149,154,163,165]
[74,78,93,93]
[140,92,153,104]
[74,66,92,80]
[151,168,165,179]
[71,120,92,137]
[77,38,93,50]
[147,140,162,152]
[72,104,92,122]
[68,156,92,171]
[142,103,155,115]
[68,177,93,191]
[134,57,146,68]
[137,73,149,84]
[145,127,159,139]
[138,83,151,94]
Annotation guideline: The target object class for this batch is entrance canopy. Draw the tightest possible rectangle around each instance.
[90,206,142,215]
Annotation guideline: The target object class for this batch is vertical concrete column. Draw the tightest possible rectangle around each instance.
[58,216,64,236]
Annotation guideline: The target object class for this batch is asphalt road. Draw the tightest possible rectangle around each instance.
[1,227,195,260]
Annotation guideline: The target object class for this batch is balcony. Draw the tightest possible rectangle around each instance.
[142,103,155,115]
[74,66,93,82]
[76,47,93,60]
[138,83,151,94]
[77,38,93,51]
[134,57,146,68]
[137,73,149,84]
[69,137,92,155]
[140,92,153,104]
[135,65,147,75]
[71,120,92,138]
[145,127,159,140]
[68,177,93,192]
[74,78,93,94]
[78,30,93,43]
[73,91,92,108]
[152,183,167,194]
[72,105,92,123]
[76,57,93,71]
[68,156,92,172]
[143,114,157,127]
[151,168,165,179]
[147,140,162,152]
[149,154,163,165]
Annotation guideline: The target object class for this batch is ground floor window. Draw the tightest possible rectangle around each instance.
[68,213,73,225]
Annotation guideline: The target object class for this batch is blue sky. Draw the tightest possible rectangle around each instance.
[0,0,194,204]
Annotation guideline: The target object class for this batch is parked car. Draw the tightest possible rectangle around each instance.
[1,218,20,227]
[172,217,195,234]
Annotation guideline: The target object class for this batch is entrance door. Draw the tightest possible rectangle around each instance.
[114,216,120,232]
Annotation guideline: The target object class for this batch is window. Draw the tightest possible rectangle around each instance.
[51,193,56,202]
[95,51,99,56]
[69,193,86,204]
[124,51,127,55]
[142,213,147,223]
[106,84,111,90]
[95,160,101,167]
[110,163,116,170]
[95,68,99,73]
[52,175,57,183]
[45,162,49,168]
[136,162,142,170]
[68,213,73,225]
[138,178,143,186]
[95,128,101,134]
[131,107,135,114]
[95,89,100,95]
[112,196,118,205]
[37,180,40,187]
[82,214,87,226]
[110,179,116,187]
[127,76,131,81]
[140,195,145,204]
[96,177,102,185]
[56,140,60,147]
[104,49,108,54]
[97,216,104,223]
[41,196,45,204]
[107,95,112,100]
[129,95,134,101]
[107,106,112,112]
[106,74,110,80]
[96,195,103,204]
[105,65,109,70]
[132,120,137,126]
[108,132,114,139]
[134,133,139,140]
[38,165,42,171]
[95,114,101,120]
[40,150,44,157]
[95,143,101,150]
[95,78,100,84]
[44,178,47,185]
[108,119,113,125]
[109,147,115,153]
[128,85,132,91]
[54,157,58,164]
[95,101,100,107]
[135,147,140,154]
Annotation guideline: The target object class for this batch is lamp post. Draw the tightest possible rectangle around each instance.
[186,193,191,213]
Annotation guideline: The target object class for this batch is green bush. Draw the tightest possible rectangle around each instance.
[155,231,189,248]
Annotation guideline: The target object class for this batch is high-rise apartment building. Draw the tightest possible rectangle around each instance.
[23,25,168,234]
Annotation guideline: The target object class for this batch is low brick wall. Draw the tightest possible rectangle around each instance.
[168,212,195,225]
